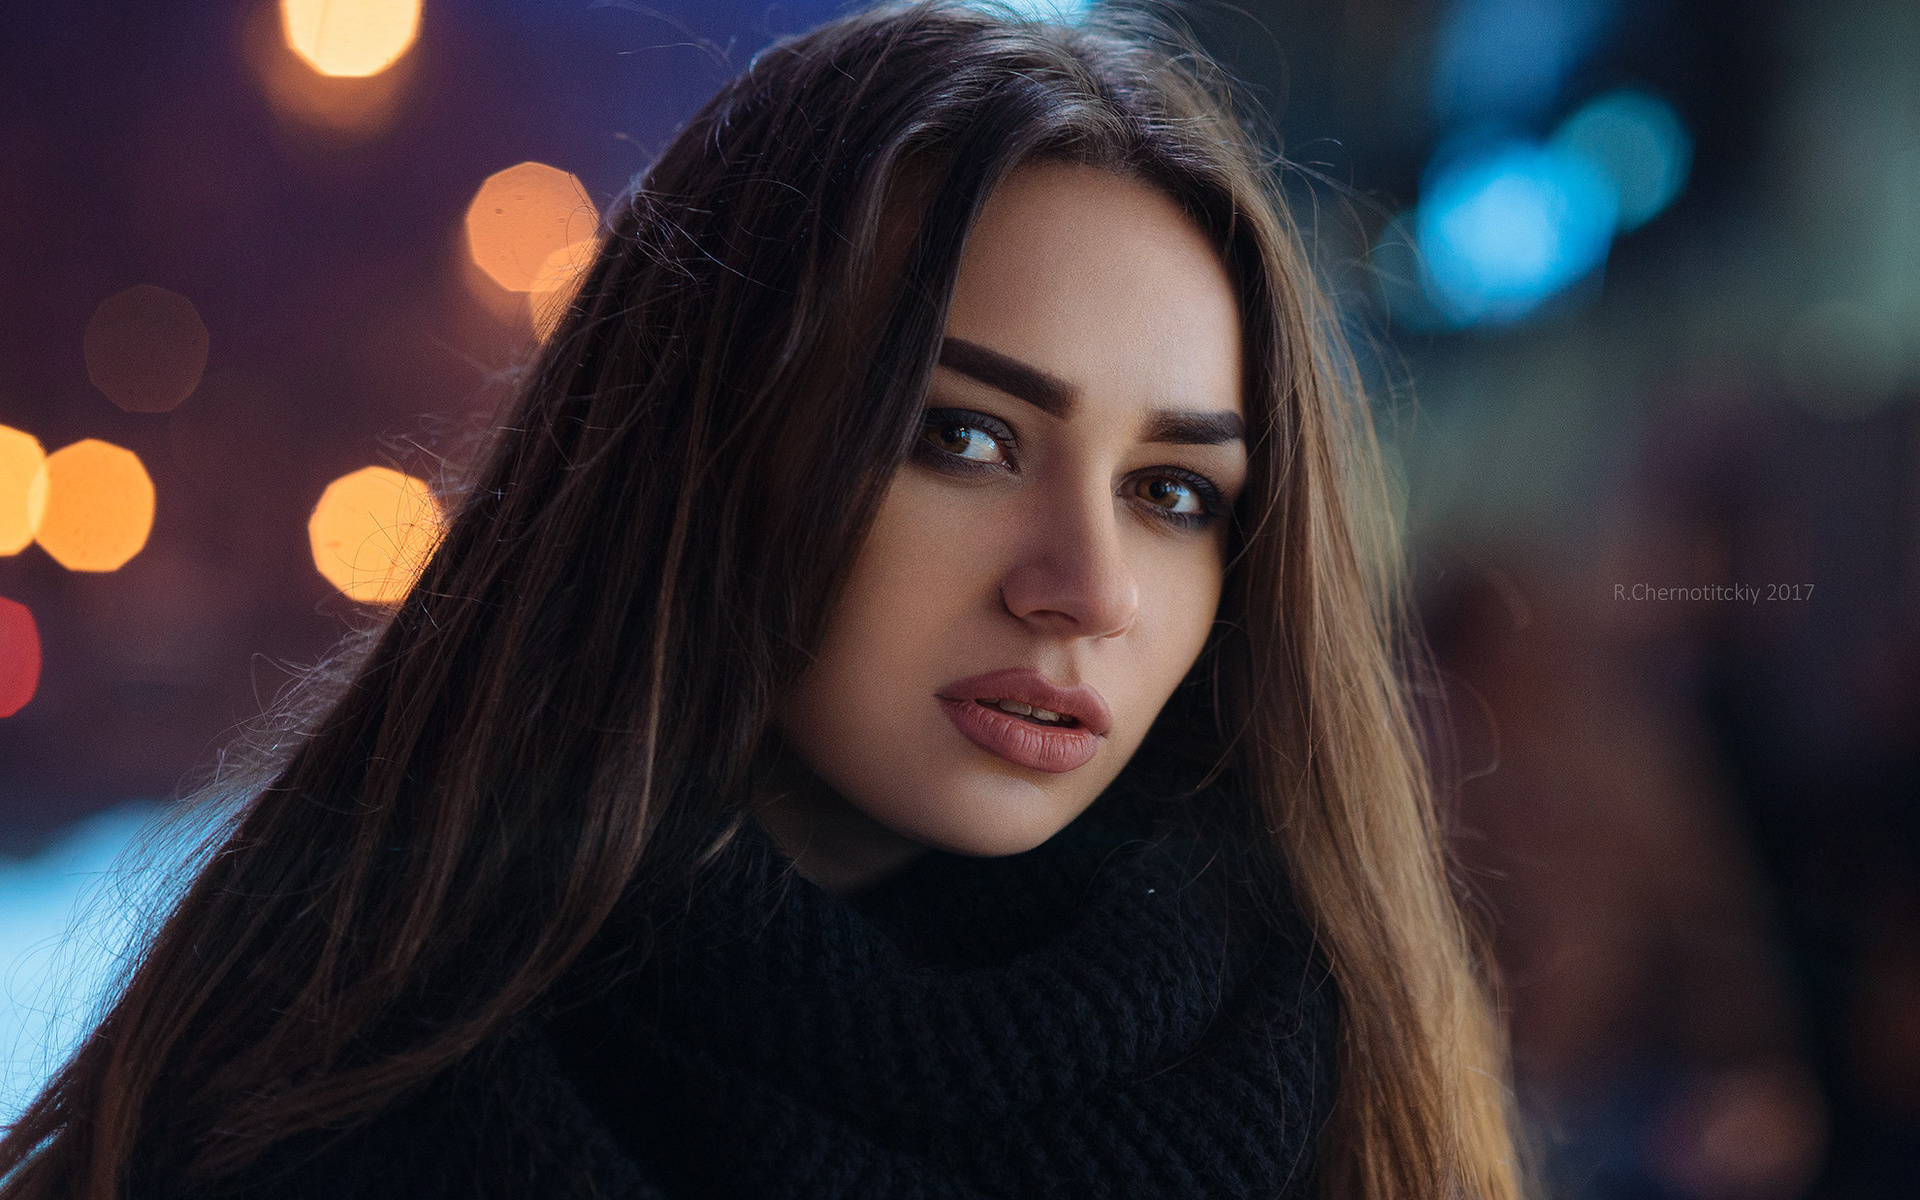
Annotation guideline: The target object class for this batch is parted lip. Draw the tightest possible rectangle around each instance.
[934,667,1113,737]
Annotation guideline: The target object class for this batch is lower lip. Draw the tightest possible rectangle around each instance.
[936,697,1101,773]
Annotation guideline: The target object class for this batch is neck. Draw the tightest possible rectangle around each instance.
[749,748,929,897]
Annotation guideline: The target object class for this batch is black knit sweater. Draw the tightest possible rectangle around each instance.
[194,787,1338,1199]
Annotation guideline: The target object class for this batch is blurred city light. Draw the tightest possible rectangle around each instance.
[1780,298,1910,421]
[82,286,209,414]
[279,0,421,78]
[529,239,598,342]
[464,163,599,295]
[0,803,172,1118]
[246,0,410,138]
[1432,0,1616,124]
[977,0,1094,19]
[0,427,49,556]
[0,597,39,718]
[1416,139,1618,325]
[1553,88,1693,231]
[307,466,443,605]
[34,441,156,573]
[454,228,528,326]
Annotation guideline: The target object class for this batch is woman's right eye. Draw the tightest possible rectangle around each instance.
[916,409,1011,469]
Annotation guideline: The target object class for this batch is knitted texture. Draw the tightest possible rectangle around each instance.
[143,786,1337,1200]
[548,786,1340,1200]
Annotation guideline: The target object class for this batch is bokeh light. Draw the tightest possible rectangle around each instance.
[464,163,599,294]
[975,0,1094,19]
[1553,88,1693,231]
[247,0,410,138]
[280,0,421,78]
[0,803,171,1120]
[0,426,49,556]
[34,440,156,572]
[0,597,40,718]
[529,239,599,341]
[453,228,528,326]
[1780,298,1909,420]
[83,285,209,414]
[308,466,443,605]
[1432,0,1616,125]
[1416,139,1618,325]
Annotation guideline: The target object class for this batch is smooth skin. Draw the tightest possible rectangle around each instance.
[757,161,1248,894]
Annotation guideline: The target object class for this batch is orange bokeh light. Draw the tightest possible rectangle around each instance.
[465,163,599,294]
[308,466,443,605]
[529,238,599,341]
[0,425,49,556]
[0,596,40,718]
[246,0,410,139]
[35,439,156,572]
[280,0,421,78]
[84,285,210,413]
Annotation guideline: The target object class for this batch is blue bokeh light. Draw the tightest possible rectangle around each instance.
[1552,88,1692,231]
[1416,140,1618,325]
[1432,0,1617,125]
[1,804,170,1123]
[964,0,1094,21]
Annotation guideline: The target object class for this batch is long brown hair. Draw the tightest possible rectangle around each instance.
[0,4,1522,1196]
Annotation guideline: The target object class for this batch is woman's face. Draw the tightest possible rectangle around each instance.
[763,161,1248,892]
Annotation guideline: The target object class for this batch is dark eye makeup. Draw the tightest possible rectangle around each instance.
[910,407,1232,531]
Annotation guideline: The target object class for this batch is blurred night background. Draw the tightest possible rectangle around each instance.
[0,0,1915,1195]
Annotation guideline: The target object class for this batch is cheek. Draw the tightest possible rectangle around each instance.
[777,480,984,746]
[1135,544,1227,708]
[823,481,981,664]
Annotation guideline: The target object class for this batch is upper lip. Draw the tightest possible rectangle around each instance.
[936,667,1113,737]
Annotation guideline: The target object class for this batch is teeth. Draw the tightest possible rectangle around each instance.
[983,699,1071,725]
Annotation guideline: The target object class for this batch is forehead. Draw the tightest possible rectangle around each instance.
[943,161,1244,423]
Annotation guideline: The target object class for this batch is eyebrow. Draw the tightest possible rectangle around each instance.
[936,337,1246,446]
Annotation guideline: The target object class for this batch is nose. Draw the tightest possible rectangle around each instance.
[998,483,1139,639]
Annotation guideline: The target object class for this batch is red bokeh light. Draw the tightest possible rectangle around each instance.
[0,596,42,718]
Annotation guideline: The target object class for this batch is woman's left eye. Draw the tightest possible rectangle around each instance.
[1135,475,1204,516]
[1131,470,1227,528]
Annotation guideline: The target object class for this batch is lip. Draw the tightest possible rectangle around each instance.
[934,667,1112,774]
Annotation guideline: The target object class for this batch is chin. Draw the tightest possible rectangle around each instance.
[878,773,1090,858]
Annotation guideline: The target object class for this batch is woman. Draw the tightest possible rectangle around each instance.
[0,3,1523,1197]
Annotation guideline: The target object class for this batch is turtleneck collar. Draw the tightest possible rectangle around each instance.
[546,782,1338,1200]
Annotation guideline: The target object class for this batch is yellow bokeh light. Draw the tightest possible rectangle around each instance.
[35,439,156,573]
[0,426,49,556]
[280,0,421,78]
[465,163,599,294]
[529,238,599,341]
[456,226,528,324]
[308,466,443,605]
[249,0,410,140]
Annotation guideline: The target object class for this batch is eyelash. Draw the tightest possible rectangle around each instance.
[911,407,1230,531]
